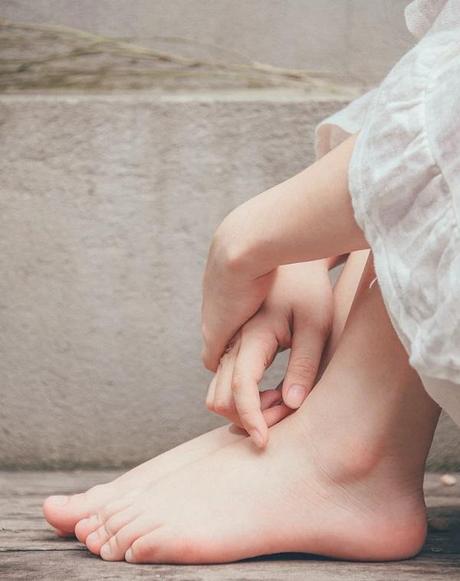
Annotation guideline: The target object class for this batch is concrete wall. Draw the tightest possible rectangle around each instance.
[1,92,459,470]
[0,92,336,468]
[2,0,414,83]
[1,1,459,470]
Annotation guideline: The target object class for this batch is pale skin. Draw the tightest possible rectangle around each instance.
[42,135,440,564]
[45,255,440,563]
[42,253,354,536]
[202,135,368,445]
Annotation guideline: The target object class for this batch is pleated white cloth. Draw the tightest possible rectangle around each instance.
[315,0,460,424]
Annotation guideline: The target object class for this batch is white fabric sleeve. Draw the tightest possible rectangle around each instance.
[314,89,376,159]
[348,27,460,386]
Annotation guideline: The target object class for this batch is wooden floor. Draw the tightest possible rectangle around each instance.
[1,471,460,580]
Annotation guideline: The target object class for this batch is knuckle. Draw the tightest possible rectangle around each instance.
[231,374,243,394]
[237,408,257,425]
[243,328,275,353]
[202,351,216,372]
[213,398,232,416]
[205,397,215,412]
[289,354,318,380]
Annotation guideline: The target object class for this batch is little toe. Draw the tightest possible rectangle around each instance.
[125,530,164,564]
[100,516,158,562]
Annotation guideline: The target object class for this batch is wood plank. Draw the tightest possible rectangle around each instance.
[1,471,459,579]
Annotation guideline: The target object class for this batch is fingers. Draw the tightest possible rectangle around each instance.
[231,329,278,447]
[207,320,278,447]
[263,402,293,426]
[260,387,283,410]
[282,318,325,409]
[205,375,218,412]
[211,339,240,420]
[201,266,276,372]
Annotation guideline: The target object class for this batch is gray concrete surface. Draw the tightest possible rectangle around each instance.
[1,0,414,84]
[1,471,459,579]
[0,0,457,472]
[0,90,342,468]
[1,90,460,470]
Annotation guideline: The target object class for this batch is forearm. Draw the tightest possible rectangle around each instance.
[220,135,368,278]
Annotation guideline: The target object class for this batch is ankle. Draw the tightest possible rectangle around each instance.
[297,397,425,490]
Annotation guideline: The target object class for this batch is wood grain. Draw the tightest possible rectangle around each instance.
[1,471,459,580]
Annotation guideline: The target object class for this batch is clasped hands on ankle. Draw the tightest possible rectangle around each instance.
[201,135,368,446]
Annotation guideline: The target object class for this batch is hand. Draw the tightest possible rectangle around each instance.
[205,260,333,447]
[201,136,366,373]
[201,213,276,373]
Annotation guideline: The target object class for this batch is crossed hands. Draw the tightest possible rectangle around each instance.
[202,246,334,448]
[201,136,367,448]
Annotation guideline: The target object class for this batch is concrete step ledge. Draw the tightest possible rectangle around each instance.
[1,90,458,469]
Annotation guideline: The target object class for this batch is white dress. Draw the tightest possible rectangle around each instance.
[315,0,460,424]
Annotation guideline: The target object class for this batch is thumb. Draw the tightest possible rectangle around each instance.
[282,323,324,409]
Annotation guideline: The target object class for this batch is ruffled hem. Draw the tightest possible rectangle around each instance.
[348,32,460,385]
[316,25,460,389]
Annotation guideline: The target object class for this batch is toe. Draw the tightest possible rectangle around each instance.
[75,514,100,543]
[55,528,75,538]
[85,507,139,555]
[125,530,163,563]
[75,496,132,542]
[85,525,106,555]
[43,483,114,533]
[126,530,226,564]
[42,494,75,532]
[100,516,158,562]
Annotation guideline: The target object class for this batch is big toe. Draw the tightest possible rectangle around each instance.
[43,495,76,532]
[43,485,112,533]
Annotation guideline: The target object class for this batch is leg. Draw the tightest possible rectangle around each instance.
[321,249,370,370]
[88,259,440,564]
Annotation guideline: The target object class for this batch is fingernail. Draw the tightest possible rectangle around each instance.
[125,548,134,562]
[249,428,265,448]
[47,495,69,506]
[286,384,306,408]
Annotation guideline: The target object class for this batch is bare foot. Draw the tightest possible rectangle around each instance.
[43,248,367,538]
[43,382,291,537]
[80,275,439,564]
[43,424,245,535]
[68,253,368,544]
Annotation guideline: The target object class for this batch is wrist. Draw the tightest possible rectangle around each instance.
[215,207,274,280]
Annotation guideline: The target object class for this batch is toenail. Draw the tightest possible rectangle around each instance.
[100,544,111,559]
[125,548,134,562]
[47,495,69,506]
